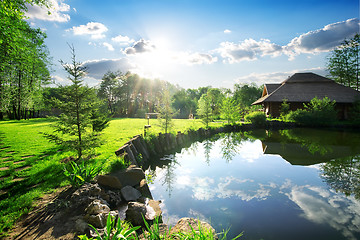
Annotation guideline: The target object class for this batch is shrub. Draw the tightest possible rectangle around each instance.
[63,161,102,188]
[78,214,140,240]
[349,100,360,124]
[280,99,290,120]
[244,111,266,127]
[286,97,337,126]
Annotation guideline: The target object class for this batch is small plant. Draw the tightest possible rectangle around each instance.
[173,220,243,240]
[78,214,140,240]
[142,216,170,239]
[280,98,290,121]
[244,111,266,127]
[63,160,102,188]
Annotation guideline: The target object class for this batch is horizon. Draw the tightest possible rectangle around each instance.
[26,0,359,89]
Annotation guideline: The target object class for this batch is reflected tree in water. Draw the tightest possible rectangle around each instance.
[161,154,180,198]
[203,139,213,166]
[280,129,333,156]
[220,132,243,163]
[320,155,360,200]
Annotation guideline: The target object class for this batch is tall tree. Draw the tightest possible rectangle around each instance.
[221,96,240,124]
[0,0,51,120]
[157,89,175,133]
[98,70,123,115]
[327,34,360,91]
[45,45,105,159]
[233,83,263,108]
[197,93,212,128]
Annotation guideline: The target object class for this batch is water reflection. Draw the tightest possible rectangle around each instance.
[259,128,360,165]
[147,128,360,240]
[321,155,360,200]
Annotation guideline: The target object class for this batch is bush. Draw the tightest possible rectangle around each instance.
[63,161,102,188]
[286,97,337,126]
[349,100,360,124]
[244,111,266,127]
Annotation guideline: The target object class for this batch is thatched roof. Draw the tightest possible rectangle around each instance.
[252,72,360,105]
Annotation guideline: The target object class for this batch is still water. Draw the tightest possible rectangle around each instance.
[145,128,360,240]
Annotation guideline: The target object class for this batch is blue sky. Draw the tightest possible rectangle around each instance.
[26,0,359,89]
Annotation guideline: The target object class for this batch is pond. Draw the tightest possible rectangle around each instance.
[145,128,360,240]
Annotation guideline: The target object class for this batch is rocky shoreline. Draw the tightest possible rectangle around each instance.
[73,122,299,238]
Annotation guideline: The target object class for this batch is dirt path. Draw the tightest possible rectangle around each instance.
[4,187,78,240]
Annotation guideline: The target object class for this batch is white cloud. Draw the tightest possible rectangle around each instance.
[224,29,232,34]
[103,42,114,51]
[218,38,283,63]
[111,35,135,45]
[68,22,108,39]
[82,58,135,79]
[285,185,360,240]
[285,18,360,58]
[51,75,68,84]
[176,52,218,65]
[218,19,359,63]
[26,0,70,22]
[123,39,156,55]
[234,68,327,85]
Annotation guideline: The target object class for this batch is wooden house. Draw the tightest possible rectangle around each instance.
[252,72,360,119]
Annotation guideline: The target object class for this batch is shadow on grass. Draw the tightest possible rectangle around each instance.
[0,118,54,126]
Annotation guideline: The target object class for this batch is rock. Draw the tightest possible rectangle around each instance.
[85,210,118,228]
[75,217,89,234]
[71,183,103,211]
[170,218,216,236]
[148,199,162,218]
[85,213,107,228]
[126,200,161,226]
[121,186,142,202]
[72,183,102,199]
[136,179,153,199]
[96,175,123,189]
[103,189,122,208]
[126,202,147,226]
[85,199,110,215]
[111,166,145,187]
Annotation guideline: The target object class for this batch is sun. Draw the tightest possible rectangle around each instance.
[132,37,177,79]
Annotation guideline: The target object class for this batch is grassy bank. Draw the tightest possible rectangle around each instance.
[0,117,222,236]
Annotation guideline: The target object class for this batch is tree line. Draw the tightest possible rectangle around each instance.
[0,0,51,120]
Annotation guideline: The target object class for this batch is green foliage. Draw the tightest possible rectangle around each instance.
[233,83,262,108]
[63,161,102,188]
[197,93,213,128]
[349,100,360,124]
[286,97,337,126]
[157,90,175,133]
[78,214,140,240]
[0,0,51,120]
[44,45,107,159]
[172,89,198,119]
[98,71,124,116]
[244,111,266,127]
[0,118,222,236]
[280,98,290,120]
[220,96,240,124]
[327,34,360,90]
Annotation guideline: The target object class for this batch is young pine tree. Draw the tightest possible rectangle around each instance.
[45,45,107,159]
[157,89,174,134]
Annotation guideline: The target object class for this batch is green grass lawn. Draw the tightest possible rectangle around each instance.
[0,117,222,236]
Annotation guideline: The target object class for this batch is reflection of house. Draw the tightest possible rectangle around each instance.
[262,141,352,166]
[252,72,360,119]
